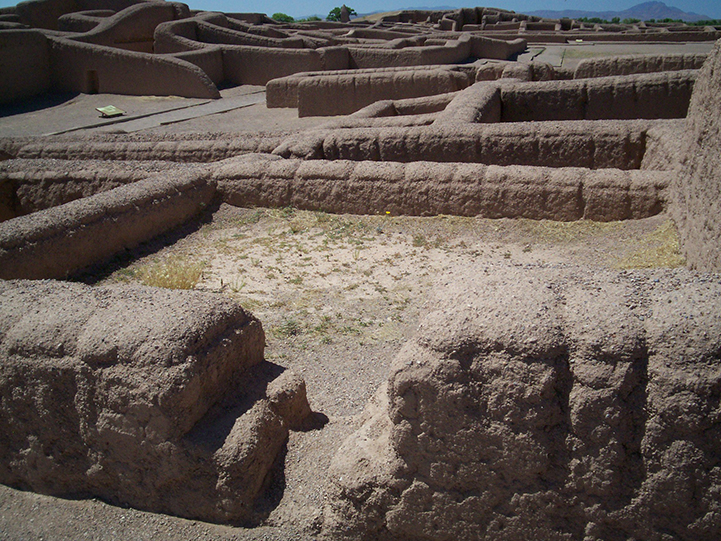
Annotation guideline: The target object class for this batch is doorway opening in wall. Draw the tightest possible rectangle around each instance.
[86,70,99,94]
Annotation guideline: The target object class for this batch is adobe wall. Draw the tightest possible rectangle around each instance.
[323,264,721,540]
[500,70,696,122]
[0,158,187,219]
[16,0,82,30]
[10,132,285,162]
[0,168,214,279]
[196,19,306,49]
[71,2,188,53]
[16,0,147,30]
[57,9,115,33]
[273,120,653,170]
[432,82,500,124]
[222,45,349,86]
[48,35,220,97]
[439,33,526,60]
[0,29,50,104]
[0,279,312,524]
[171,45,224,85]
[670,39,721,272]
[296,69,471,117]
[347,35,472,69]
[574,53,708,79]
[153,18,205,54]
[266,65,461,109]
[214,155,668,222]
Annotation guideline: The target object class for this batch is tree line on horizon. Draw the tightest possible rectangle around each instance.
[269,6,720,26]
[272,5,357,23]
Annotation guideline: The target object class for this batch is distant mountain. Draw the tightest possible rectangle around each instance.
[527,1,712,23]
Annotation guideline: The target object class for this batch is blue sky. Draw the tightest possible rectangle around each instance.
[1,1,719,19]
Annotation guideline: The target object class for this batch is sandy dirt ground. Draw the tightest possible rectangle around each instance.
[0,41,703,541]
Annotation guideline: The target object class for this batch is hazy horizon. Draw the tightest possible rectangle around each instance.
[1,0,719,20]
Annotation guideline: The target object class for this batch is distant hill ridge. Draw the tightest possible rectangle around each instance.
[357,2,713,22]
[527,2,711,23]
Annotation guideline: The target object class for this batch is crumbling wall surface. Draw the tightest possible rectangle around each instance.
[0,279,312,524]
[670,39,721,272]
[273,120,654,170]
[0,29,50,104]
[322,264,721,541]
[0,167,215,279]
[574,53,708,79]
[640,119,688,171]
[214,154,668,221]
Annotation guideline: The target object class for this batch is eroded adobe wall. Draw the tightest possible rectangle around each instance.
[48,35,220,98]
[323,264,721,540]
[0,167,214,279]
[71,2,189,53]
[296,68,472,117]
[0,279,312,524]
[221,45,349,86]
[214,154,668,221]
[0,158,190,219]
[0,29,50,104]
[574,53,708,79]
[500,70,696,122]
[9,132,285,162]
[266,65,462,110]
[670,39,721,272]
[273,120,653,170]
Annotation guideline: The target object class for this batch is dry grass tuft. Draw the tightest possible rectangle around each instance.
[518,218,622,244]
[135,257,206,289]
[614,220,685,269]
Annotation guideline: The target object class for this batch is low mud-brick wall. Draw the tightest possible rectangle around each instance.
[0,279,312,524]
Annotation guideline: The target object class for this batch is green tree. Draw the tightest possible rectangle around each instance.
[272,13,295,23]
[327,6,357,22]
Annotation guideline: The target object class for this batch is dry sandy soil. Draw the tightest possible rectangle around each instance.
[0,42,704,541]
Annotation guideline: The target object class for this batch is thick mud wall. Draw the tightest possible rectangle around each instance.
[215,155,668,221]
[323,265,721,540]
[0,279,312,524]
[670,39,721,272]
[0,168,214,279]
